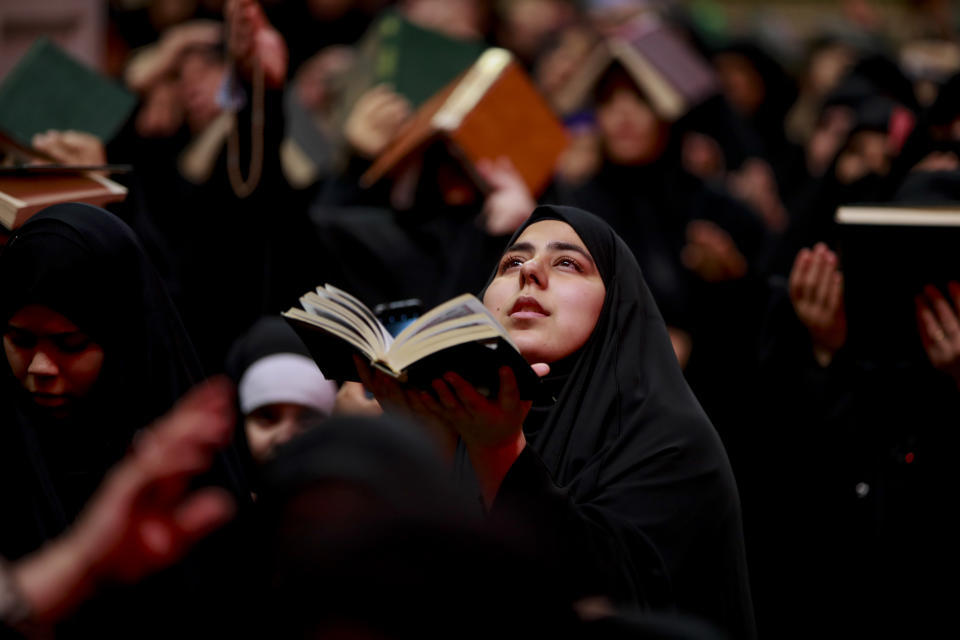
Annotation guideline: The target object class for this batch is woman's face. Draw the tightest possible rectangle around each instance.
[3,304,104,416]
[483,220,605,364]
[245,402,324,465]
[596,85,668,165]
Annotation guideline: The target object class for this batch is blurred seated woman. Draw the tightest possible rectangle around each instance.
[361,205,755,638]
[0,203,246,632]
[226,317,337,488]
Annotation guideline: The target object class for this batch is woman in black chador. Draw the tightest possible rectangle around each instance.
[0,203,246,633]
[363,205,755,638]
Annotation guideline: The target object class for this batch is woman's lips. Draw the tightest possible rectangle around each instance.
[31,393,68,407]
[509,296,549,319]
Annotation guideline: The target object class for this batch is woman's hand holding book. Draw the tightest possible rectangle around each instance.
[355,355,550,506]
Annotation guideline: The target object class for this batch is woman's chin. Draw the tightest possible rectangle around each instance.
[515,341,556,367]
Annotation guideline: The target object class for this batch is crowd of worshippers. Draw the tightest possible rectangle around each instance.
[3,0,960,637]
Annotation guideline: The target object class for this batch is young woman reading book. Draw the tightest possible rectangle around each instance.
[358,205,755,638]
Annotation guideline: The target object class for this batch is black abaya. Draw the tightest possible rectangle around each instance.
[476,205,756,638]
[0,203,247,635]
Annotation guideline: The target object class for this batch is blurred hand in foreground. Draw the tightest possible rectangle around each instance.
[10,378,236,627]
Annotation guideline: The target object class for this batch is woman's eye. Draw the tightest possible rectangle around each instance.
[555,257,583,272]
[250,407,280,426]
[500,256,525,272]
[54,334,93,353]
[4,329,37,349]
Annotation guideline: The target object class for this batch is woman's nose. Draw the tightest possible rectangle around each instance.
[519,257,546,287]
[27,350,60,377]
[270,416,303,450]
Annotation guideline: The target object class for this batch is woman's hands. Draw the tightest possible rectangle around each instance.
[916,282,960,389]
[681,219,748,282]
[424,367,532,449]
[789,243,847,366]
[10,378,236,627]
[355,356,549,506]
[31,130,107,167]
[478,156,537,236]
[354,356,460,460]
[225,0,288,88]
[343,85,412,159]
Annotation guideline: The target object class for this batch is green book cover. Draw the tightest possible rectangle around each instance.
[346,10,485,109]
[0,38,137,147]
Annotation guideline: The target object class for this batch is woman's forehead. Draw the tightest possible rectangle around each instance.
[7,304,82,333]
[515,219,589,251]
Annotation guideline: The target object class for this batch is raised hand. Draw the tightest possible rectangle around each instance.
[788,243,846,366]
[224,0,287,88]
[477,156,537,236]
[681,219,748,282]
[11,378,236,625]
[916,282,960,389]
[343,84,412,159]
[31,130,106,167]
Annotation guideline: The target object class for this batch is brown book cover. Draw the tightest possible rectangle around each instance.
[361,48,568,197]
[0,171,127,230]
[552,17,719,120]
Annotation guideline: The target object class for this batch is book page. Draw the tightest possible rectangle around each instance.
[282,308,379,362]
[386,323,504,372]
[302,291,385,353]
[393,293,514,348]
[323,284,394,350]
[395,313,491,351]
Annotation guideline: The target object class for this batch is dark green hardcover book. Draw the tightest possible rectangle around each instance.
[340,10,485,110]
[0,38,137,147]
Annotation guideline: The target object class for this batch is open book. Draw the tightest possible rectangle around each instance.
[283,285,541,399]
[551,17,718,120]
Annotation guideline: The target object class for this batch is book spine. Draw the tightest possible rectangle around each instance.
[431,48,511,131]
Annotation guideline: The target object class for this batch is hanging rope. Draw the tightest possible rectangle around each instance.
[225,52,265,199]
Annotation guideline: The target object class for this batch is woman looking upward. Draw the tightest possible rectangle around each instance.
[362,205,755,638]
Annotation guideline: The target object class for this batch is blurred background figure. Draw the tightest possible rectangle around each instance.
[226,317,338,488]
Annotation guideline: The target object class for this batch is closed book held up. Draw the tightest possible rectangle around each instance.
[361,48,568,197]
[836,204,960,361]
[0,38,136,147]
[1,169,127,230]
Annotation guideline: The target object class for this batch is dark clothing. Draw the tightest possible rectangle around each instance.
[0,204,248,636]
[0,204,212,555]
[754,276,960,637]
[108,87,321,374]
[476,206,756,638]
[309,147,510,309]
[558,162,766,330]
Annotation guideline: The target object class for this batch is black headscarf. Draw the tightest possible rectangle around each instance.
[482,205,755,638]
[0,203,206,557]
